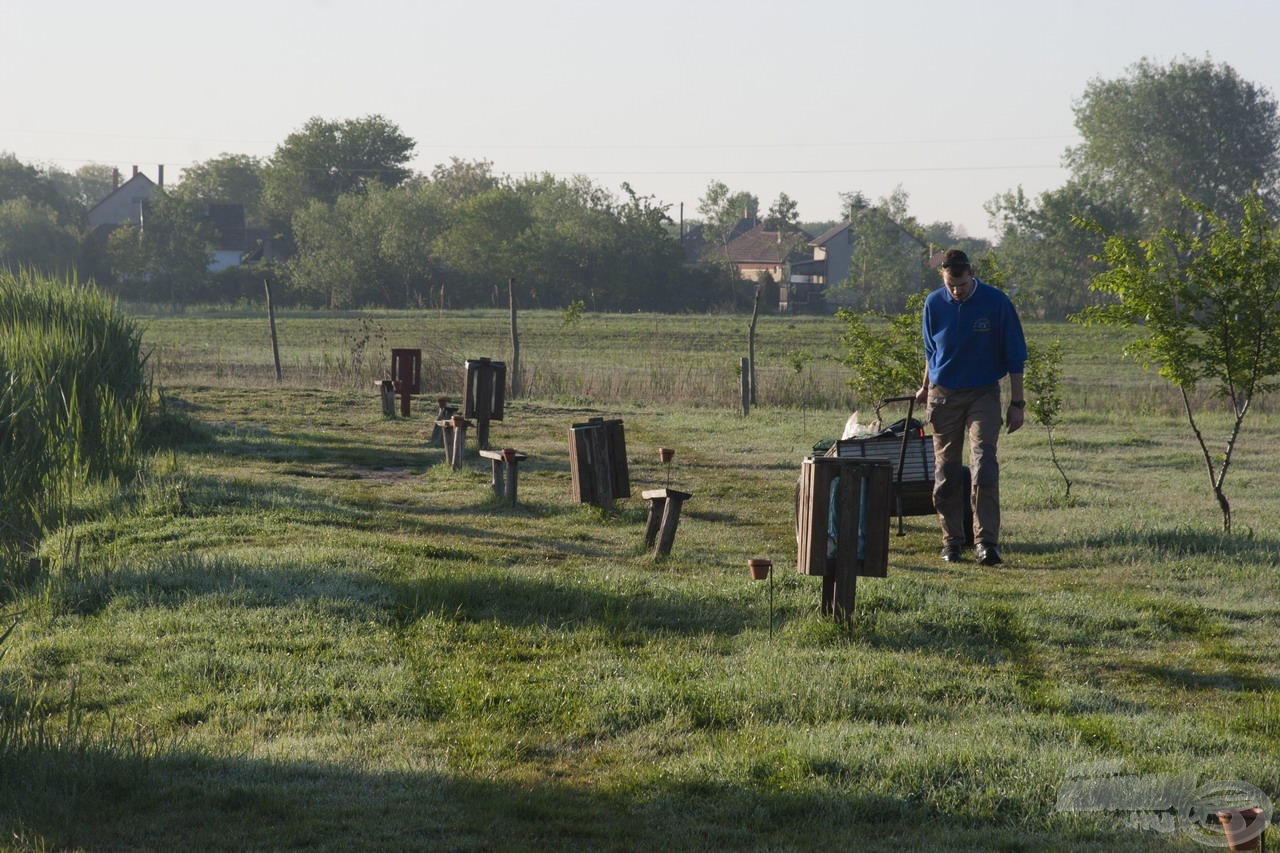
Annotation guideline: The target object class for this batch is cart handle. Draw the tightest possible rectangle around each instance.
[881,395,916,404]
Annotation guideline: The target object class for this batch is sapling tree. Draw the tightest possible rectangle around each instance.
[836,292,925,420]
[1078,191,1280,532]
[1024,339,1072,503]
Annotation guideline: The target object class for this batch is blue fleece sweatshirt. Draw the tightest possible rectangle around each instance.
[922,278,1027,390]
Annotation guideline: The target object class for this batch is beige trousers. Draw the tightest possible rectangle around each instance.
[926,383,1003,548]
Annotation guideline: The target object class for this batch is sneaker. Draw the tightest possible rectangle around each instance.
[940,546,963,563]
[976,544,1003,566]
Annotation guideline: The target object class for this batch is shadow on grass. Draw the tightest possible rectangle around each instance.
[389,569,754,636]
[0,742,1116,851]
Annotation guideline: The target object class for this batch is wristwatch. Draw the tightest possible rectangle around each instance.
[1010,400,1025,409]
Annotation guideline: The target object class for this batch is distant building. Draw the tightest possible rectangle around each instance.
[695,218,814,282]
[85,166,274,272]
[782,222,855,313]
[86,166,159,233]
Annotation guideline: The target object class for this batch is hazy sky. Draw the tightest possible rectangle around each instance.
[4,0,1277,239]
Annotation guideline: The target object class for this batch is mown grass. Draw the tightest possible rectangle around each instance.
[0,309,1277,850]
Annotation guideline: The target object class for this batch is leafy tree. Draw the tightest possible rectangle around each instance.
[433,187,533,306]
[697,180,758,249]
[514,173,617,308]
[0,198,81,273]
[105,191,212,303]
[839,187,932,312]
[1068,56,1280,236]
[765,192,800,233]
[174,154,266,224]
[428,157,502,205]
[290,182,443,309]
[262,115,416,226]
[836,292,926,418]
[0,156,72,222]
[1024,339,1071,502]
[46,163,117,212]
[1078,191,1280,532]
[610,182,683,311]
[985,180,1139,318]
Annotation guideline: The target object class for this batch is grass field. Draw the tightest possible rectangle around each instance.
[1,308,1277,850]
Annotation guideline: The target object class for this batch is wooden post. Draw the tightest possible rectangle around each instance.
[438,416,472,470]
[450,417,468,470]
[748,283,761,405]
[489,455,505,496]
[430,397,455,446]
[264,279,282,383]
[376,380,396,417]
[643,495,665,549]
[509,279,521,399]
[739,357,750,416]
[438,420,455,467]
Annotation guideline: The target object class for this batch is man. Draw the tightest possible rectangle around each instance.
[914,249,1027,565]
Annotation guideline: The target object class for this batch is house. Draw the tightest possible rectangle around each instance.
[86,166,160,233]
[781,222,854,313]
[699,218,814,283]
[86,166,270,271]
[204,203,249,272]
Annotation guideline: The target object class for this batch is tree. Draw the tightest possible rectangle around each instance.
[610,181,683,311]
[514,173,618,308]
[262,115,416,226]
[836,292,926,419]
[105,191,212,303]
[1078,191,1280,532]
[290,181,445,309]
[433,187,533,307]
[697,180,758,250]
[174,154,266,224]
[0,156,72,222]
[985,180,1139,318]
[1024,339,1071,503]
[428,157,501,205]
[1068,56,1280,237]
[840,187,932,313]
[0,198,81,273]
[764,192,800,233]
[46,163,117,212]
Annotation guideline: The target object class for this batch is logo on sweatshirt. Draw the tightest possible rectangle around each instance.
[973,318,992,333]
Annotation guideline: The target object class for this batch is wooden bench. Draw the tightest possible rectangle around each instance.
[478,449,526,505]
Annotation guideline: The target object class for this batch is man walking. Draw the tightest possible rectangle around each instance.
[915,249,1027,565]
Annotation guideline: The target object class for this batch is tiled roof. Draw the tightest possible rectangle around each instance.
[713,222,814,264]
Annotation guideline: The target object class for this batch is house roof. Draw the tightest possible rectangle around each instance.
[810,222,852,246]
[85,172,156,222]
[709,221,814,265]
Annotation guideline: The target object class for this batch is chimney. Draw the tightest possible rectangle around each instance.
[132,165,139,178]
[158,164,164,187]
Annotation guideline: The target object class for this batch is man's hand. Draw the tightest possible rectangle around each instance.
[1006,405,1025,434]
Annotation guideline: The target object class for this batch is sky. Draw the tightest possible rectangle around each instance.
[3,0,1278,241]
